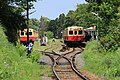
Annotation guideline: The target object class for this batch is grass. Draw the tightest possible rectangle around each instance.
[82,40,120,80]
[0,26,53,80]
[34,38,63,52]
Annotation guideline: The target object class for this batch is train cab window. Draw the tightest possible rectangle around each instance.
[74,31,77,35]
[79,30,83,34]
[25,32,32,35]
[29,32,32,35]
[69,31,73,35]
[21,32,24,35]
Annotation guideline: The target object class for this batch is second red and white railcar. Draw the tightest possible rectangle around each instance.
[20,28,38,44]
[63,26,85,46]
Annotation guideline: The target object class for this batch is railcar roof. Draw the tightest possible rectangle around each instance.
[65,26,83,30]
[20,28,38,32]
[67,26,83,28]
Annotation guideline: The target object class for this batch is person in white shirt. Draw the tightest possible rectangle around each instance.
[44,34,48,45]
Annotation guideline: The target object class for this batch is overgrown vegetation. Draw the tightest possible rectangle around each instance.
[85,0,120,51]
[0,26,52,80]
[82,41,120,80]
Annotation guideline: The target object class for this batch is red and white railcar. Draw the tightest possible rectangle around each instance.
[63,26,85,46]
[20,28,38,44]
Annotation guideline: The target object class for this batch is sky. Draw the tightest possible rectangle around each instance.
[30,0,86,20]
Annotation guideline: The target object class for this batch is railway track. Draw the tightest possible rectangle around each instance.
[41,47,89,80]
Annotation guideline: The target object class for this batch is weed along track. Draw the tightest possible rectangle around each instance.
[42,47,90,80]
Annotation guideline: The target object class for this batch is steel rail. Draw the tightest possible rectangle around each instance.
[43,53,61,80]
[42,47,89,80]
[70,52,90,80]
[55,48,75,62]
[52,48,90,80]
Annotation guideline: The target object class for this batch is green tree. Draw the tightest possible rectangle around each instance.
[39,16,50,37]
[64,4,97,28]
[47,13,65,38]
[29,18,39,30]
[86,0,120,50]
[47,19,57,38]
[56,13,65,38]
[75,4,97,28]
[64,10,76,27]
[45,31,53,39]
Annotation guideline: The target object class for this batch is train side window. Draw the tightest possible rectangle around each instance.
[74,31,77,35]
[21,32,24,35]
[69,31,73,35]
[79,30,83,34]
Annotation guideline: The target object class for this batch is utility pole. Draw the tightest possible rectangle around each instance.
[91,12,99,40]
[26,0,29,42]
[26,0,30,56]
[91,12,100,47]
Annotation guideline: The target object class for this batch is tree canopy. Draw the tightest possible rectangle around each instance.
[85,0,120,51]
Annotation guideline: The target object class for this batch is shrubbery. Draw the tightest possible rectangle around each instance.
[99,25,120,52]
[45,31,54,39]
[0,26,42,80]
[82,41,120,80]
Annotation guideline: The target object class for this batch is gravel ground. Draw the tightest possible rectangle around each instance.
[75,53,85,69]
[38,55,53,66]
[41,75,53,80]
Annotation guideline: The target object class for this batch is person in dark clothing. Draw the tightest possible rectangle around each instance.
[84,31,92,42]
[26,40,34,57]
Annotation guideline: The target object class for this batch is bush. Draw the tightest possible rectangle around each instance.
[82,41,120,80]
[45,31,53,39]
[99,34,119,52]
[0,25,42,80]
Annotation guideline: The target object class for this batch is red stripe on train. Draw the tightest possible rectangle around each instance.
[64,36,84,41]
[20,36,37,42]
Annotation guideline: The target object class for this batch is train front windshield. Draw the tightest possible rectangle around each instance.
[74,31,77,35]
[21,32,24,35]
[78,30,83,35]
[69,31,73,35]
[26,32,32,35]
